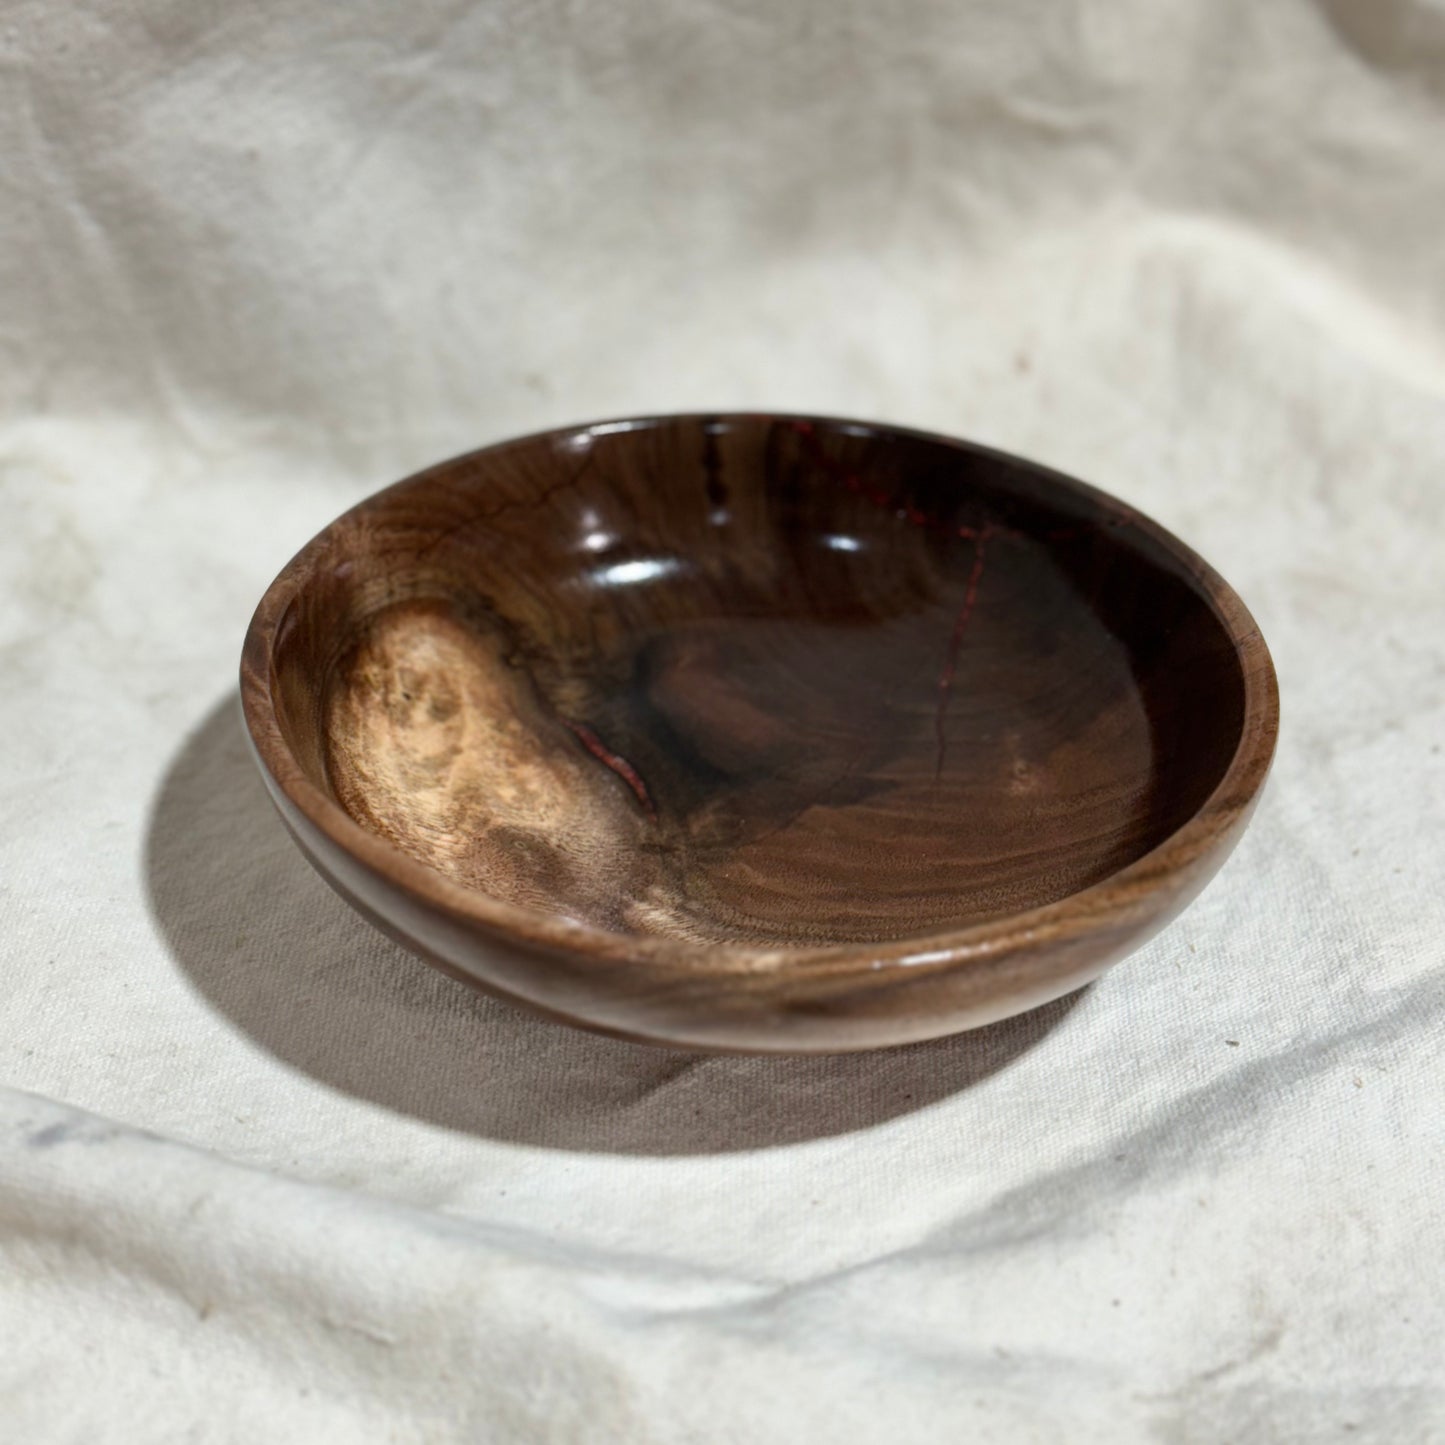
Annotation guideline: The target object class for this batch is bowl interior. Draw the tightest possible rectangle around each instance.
[267,416,1247,949]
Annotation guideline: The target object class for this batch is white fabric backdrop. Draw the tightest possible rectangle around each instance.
[3,1,1443,1438]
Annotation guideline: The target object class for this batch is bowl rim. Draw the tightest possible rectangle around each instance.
[240,411,1279,980]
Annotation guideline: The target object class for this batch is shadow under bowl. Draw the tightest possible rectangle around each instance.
[241,413,1277,1053]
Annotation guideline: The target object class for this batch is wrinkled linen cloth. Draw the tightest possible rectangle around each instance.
[3,1,1443,1439]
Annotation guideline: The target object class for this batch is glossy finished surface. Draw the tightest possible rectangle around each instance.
[241,414,1278,1052]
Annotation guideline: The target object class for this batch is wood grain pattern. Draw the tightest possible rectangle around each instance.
[240,414,1278,1052]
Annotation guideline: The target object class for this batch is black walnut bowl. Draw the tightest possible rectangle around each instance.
[241,414,1278,1053]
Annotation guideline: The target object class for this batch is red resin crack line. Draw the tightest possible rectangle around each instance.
[789,419,1026,547]
[787,420,1136,776]
[935,530,990,779]
[562,719,658,822]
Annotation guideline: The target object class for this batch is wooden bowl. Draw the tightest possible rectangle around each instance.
[241,414,1277,1053]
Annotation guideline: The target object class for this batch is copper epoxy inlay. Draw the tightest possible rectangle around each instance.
[241,414,1277,1052]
